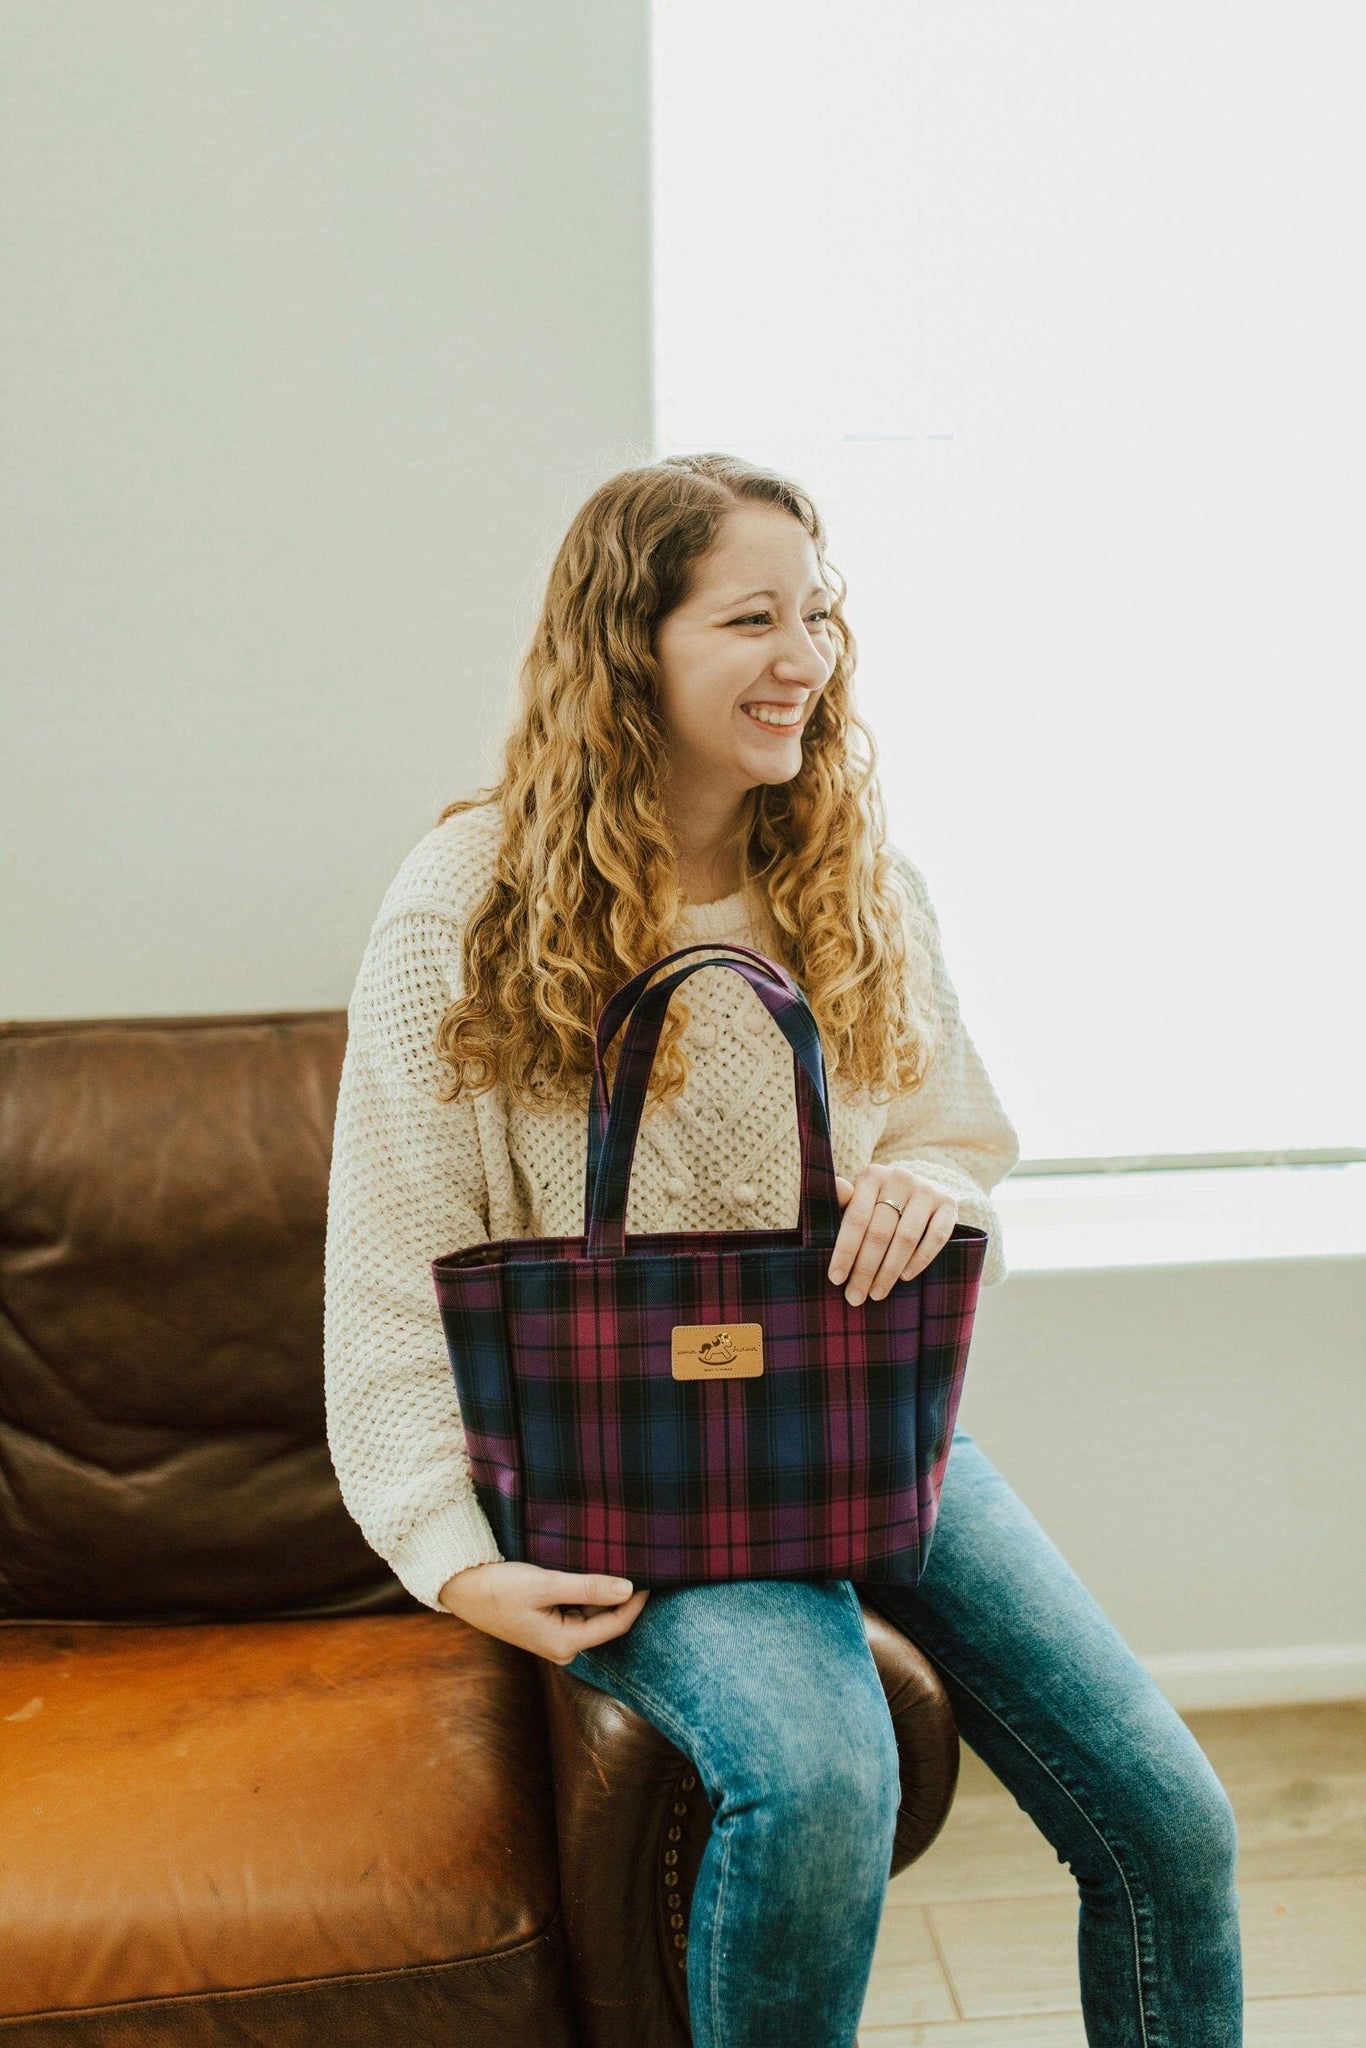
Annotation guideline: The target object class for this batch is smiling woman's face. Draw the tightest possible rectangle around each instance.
[652,504,837,881]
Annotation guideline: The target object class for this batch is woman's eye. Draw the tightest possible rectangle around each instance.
[732,609,832,628]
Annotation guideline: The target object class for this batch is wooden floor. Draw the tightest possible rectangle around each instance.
[857,1700,1366,2045]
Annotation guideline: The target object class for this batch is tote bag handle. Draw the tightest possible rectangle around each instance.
[588,940,817,1142]
[591,939,805,1055]
[584,945,841,1260]
[586,941,824,1206]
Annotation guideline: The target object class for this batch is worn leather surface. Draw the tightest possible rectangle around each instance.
[0,1950,579,2048]
[0,1612,576,2043]
[0,1006,957,2044]
[0,1012,412,1622]
[541,1598,958,2048]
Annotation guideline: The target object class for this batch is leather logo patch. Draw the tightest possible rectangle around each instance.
[671,1322,764,1379]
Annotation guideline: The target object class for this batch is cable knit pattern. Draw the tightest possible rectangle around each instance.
[323,803,1020,1612]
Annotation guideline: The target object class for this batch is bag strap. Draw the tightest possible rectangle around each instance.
[586,941,817,1200]
[592,939,803,1042]
[584,946,840,1259]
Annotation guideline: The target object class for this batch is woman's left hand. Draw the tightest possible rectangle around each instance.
[828,1168,959,1305]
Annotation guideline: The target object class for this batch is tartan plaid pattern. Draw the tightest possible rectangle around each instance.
[432,943,988,1585]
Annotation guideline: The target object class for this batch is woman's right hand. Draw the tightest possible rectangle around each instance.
[437,1558,651,1665]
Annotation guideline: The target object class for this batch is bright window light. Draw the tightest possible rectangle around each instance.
[650,0,1364,1163]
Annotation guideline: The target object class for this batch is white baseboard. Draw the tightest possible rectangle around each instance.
[1140,1641,1366,1711]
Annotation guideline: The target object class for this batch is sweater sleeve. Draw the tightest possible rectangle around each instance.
[871,851,1021,1287]
[323,905,505,1611]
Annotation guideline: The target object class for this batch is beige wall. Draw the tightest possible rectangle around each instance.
[964,1241,1365,1710]
[2,1,652,1019]
[4,3,1360,1708]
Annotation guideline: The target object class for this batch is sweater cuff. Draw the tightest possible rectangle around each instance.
[882,1157,1010,1289]
[388,1492,506,1613]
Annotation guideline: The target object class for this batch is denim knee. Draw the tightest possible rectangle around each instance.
[1133,1741,1240,1892]
[745,1701,902,1845]
[1185,1772,1240,1883]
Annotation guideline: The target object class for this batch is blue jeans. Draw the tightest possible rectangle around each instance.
[566,1425,1244,2047]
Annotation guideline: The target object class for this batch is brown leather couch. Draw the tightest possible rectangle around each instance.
[0,1009,962,2046]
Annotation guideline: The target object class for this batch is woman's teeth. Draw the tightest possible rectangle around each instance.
[741,704,802,727]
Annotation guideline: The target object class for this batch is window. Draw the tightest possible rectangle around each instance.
[651,0,1363,1168]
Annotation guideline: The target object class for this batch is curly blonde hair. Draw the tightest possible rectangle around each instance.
[433,451,942,1117]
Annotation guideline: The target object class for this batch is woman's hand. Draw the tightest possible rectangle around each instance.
[828,1167,958,1305]
[438,1559,651,1665]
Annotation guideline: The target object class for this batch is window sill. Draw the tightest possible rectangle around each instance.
[995,1162,1366,1274]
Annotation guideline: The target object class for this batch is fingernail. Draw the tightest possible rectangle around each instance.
[846,1288,863,1306]
[829,1268,844,1285]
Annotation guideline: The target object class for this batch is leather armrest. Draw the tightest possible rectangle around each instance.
[538,1594,958,2048]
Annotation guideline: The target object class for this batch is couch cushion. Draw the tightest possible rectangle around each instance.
[0,1012,412,1622]
[0,1612,571,2035]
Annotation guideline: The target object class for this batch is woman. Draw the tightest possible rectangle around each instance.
[323,453,1243,2047]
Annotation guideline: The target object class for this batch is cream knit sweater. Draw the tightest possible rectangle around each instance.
[322,802,1021,1612]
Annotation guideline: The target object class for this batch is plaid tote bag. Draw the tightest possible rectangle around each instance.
[431,940,990,1586]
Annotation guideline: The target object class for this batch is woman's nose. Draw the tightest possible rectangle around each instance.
[774,639,830,684]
